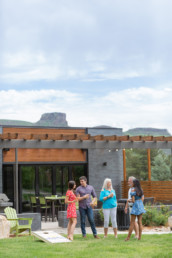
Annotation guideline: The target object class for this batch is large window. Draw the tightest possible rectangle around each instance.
[55,165,86,195]
[3,164,87,213]
[39,166,52,196]
[20,166,35,212]
[55,166,69,195]
[71,165,85,187]
[3,165,14,204]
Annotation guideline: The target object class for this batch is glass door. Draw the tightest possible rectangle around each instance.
[20,166,35,212]
[71,165,85,187]
[3,165,14,204]
[39,166,52,196]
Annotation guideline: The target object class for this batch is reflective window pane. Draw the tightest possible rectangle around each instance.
[71,165,85,187]
[56,167,62,195]
[21,166,35,212]
[39,166,52,196]
[3,165,14,204]
[62,167,68,195]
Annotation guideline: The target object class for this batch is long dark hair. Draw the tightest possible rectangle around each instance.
[68,181,76,190]
[133,179,143,197]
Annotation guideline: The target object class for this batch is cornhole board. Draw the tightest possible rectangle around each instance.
[32,231,71,244]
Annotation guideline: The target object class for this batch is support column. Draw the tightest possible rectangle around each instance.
[147,148,151,181]
[0,148,2,193]
[14,148,19,213]
[0,126,3,193]
[123,149,127,181]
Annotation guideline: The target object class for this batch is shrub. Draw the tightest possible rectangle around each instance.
[142,204,171,226]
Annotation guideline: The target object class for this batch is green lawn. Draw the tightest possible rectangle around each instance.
[0,234,172,258]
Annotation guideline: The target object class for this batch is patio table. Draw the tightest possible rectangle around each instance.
[45,197,66,222]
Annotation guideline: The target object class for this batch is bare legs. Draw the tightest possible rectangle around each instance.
[125,214,142,241]
[104,228,108,237]
[113,228,117,238]
[104,228,117,238]
[138,214,142,240]
[67,219,72,238]
[67,218,77,241]
[125,215,136,241]
[134,221,139,238]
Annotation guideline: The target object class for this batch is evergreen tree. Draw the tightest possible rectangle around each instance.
[151,152,171,181]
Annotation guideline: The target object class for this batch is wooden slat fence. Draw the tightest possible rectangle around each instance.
[121,181,172,203]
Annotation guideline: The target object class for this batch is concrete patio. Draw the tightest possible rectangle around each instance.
[41,221,172,235]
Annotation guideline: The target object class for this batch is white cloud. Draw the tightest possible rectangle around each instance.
[1,87,172,134]
[1,1,172,84]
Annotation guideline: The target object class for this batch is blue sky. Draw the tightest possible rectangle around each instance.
[1,0,172,133]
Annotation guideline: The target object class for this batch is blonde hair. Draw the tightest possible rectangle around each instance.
[102,178,113,191]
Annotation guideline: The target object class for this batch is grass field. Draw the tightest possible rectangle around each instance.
[0,234,172,258]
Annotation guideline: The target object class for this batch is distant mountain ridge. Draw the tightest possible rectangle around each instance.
[0,114,171,136]
[0,112,68,127]
[124,127,171,136]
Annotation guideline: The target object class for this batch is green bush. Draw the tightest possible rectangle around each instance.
[142,204,171,226]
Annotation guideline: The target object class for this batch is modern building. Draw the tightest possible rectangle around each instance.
[1,125,172,214]
[0,125,123,213]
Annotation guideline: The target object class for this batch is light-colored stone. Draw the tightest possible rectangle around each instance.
[0,215,10,239]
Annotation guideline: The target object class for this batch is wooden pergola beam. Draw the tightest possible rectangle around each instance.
[90,135,104,141]
[32,134,48,140]
[117,135,130,141]
[129,136,142,141]
[1,133,172,142]
[164,136,172,141]
[141,136,154,141]
[104,135,117,141]
[21,134,33,140]
[47,134,63,140]
[8,133,18,139]
[0,133,9,140]
[153,136,165,141]
[62,134,78,141]
[76,134,91,141]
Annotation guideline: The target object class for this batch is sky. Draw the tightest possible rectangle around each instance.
[1,0,172,133]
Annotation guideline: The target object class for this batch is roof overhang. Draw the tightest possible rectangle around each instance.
[1,133,172,149]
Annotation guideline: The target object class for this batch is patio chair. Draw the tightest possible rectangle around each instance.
[30,196,39,212]
[38,196,51,222]
[4,207,33,237]
[60,196,66,210]
[51,195,63,220]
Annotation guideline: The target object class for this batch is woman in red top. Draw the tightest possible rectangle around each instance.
[65,181,78,241]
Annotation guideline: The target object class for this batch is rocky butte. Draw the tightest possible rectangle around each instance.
[35,112,68,127]
[0,112,68,127]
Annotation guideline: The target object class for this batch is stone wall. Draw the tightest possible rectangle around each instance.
[87,128,123,199]
[58,209,103,228]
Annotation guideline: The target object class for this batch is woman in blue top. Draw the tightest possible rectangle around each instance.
[125,179,146,241]
[100,178,117,238]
